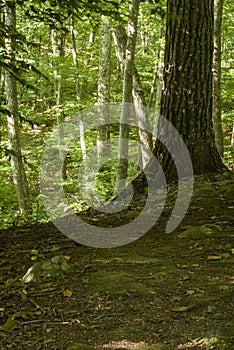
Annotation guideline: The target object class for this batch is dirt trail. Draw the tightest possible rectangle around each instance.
[0,174,233,350]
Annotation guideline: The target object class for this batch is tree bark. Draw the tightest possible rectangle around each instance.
[4,0,30,213]
[97,18,111,161]
[113,24,153,170]
[116,0,140,188]
[213,0,224,157]
[51,26,66,178]
[156,0,224,178]
[148,26,164,112]
[70,16,87,161]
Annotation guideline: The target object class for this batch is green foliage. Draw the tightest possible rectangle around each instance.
[31,249,45,261]
[221,0,234,170]
[0,0,233,228]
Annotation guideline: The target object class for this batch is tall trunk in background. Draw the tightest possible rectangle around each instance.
[113,23,152,170]
[51,27,65,112]
[148,27,164,112]
[51,26,66,178]
[148,27,165,139]
[213,0,224,157]
[97,18,111,162]
[116,0,140,189]
[70,16,87,160]
[70,16,80,102]
[4,0,30,213]
[0,7,4,145]
[0,69,4,150]
[156,0,224,178]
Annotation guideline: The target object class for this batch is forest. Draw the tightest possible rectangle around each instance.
[0,0,234,349]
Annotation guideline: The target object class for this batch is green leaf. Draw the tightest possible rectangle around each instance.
[31,249,39,256]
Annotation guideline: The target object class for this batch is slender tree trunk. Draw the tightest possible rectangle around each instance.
[70,16,87,161]
[152,49,164,139]
[70,16,81,102]
[148,27,164,111]
[231,123,234,171]
[113,24,153,169]
[51,27,66,178]
[116,0,140,189]
[156,0,224,178]
[213,0,224,157]
[4,0,30,213]
[51,28,65,111]
[232,124,234,147]
[97,18,111,162]
[0,70,4,147]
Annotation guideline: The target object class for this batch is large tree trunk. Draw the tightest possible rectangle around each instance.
[156,0,224,177]
[4,0,30,213]
[213,0,224,157]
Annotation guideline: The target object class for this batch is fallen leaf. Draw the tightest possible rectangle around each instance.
[207,255,222,260]
[176,264,189,269]
[170,305,194,312]
[22,288,27,295]
[177,263,189,269]
[63,289,73,297]
[191,264,201,268]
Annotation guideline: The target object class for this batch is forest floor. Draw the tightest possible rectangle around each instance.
[0,173,234,350]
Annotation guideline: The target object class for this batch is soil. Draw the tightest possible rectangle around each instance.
[0,173,234,350]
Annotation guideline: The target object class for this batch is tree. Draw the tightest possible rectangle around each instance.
[113,25,153,168]
[70,15,87,161]
[116,0,140,188]
[213,0,224,157]
[155,0,225,178]
[97,17,111,162]
[4,0,30,213]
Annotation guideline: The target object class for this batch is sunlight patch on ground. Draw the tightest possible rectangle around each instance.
[177,336,219,349]
[101,340,148,349]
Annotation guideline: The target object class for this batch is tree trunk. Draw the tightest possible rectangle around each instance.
[213,0,224,157]
[116,0,140,189]
[51,27,66,178]
[4,0,30,213]
[97,18,111,162]
[70,16,81,102]
[113,23,153,169]
[70,16,87,161]
[156,0,224,178]
[51,28,65,110]
[148,26,164,112]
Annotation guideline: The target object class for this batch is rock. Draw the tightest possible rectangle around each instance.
[22,255,71,283]
[178,225,213,239]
